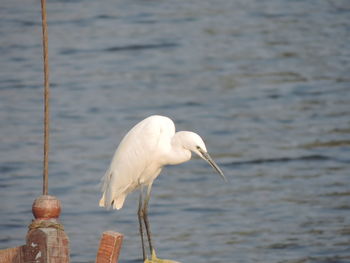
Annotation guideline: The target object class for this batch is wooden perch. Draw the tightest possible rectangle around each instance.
[96,231,124,263]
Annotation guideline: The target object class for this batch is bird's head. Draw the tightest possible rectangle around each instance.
[181,131,227,182]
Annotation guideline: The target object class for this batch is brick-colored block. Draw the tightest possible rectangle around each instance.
[96,231,123,263]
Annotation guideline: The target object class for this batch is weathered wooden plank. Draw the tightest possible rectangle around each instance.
[0,246,24,263]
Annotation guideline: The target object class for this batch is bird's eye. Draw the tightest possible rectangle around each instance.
[196,146,201,150]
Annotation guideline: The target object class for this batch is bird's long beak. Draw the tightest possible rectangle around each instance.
[199,149,227,182]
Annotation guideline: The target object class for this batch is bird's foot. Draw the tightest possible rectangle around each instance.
[144,249,181,263]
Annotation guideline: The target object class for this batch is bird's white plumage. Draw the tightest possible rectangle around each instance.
[99,115,225,260]
[99,115,224,210]
[100,116,176,209]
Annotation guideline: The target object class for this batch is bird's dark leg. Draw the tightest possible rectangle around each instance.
[138,186,146,261]
[143,183,154,255]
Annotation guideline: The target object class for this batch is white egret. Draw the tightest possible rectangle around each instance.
[99,115,226,260]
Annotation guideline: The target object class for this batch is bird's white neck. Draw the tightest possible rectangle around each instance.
[166,131,192,165]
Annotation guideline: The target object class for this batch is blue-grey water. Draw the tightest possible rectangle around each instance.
[1,0,350,262]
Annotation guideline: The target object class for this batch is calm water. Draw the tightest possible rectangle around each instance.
[1,0,350,262]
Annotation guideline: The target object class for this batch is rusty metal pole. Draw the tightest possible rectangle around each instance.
[20,1,70,262]
[41,0,50,196]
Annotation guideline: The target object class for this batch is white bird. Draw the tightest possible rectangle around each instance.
[99,115,226,260]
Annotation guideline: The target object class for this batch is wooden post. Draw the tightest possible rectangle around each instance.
[23,195,70,263]
[96,231,123,263]
[0,195,70,263]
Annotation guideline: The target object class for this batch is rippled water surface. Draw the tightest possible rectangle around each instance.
[1,0,350,262]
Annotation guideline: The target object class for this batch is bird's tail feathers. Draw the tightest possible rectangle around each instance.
[112,195,126,210]
[100,167,111,192]
[99,168,113,209]
[99,192,126,210]
[99,169,128,210]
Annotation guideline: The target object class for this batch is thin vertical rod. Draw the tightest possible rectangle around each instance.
[41,0,50,195]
